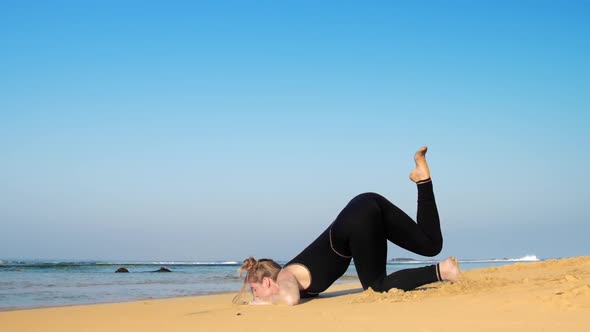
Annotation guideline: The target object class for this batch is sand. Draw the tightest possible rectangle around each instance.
[2,256,589,332]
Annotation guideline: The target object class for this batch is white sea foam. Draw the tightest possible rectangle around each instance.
[98,261,241,266]
[147,261,240,266]
[389,254,541,264]
[512,254,539,261]
[477,255,540,263]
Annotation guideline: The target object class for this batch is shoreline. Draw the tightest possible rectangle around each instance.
[1,259,546,312]
[0,290,242,313]
[1,256,589,332]
[0,257,575,312]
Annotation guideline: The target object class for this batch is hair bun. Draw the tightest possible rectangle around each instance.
[239,256,258,277]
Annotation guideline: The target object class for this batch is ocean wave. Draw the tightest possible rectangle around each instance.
[1,256,541,269]
[458,255,540,263]
[0,261,241,268]
[389,255,541,264]
[511,254,540,261]
[97,261,241,266]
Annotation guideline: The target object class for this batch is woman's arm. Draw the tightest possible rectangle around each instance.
[274,270,301,305]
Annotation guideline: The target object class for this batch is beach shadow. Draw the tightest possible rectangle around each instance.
[302,286,434,303]
[294,288,364,304]
[317,287,364,298]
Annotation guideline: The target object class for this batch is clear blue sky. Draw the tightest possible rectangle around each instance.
[1,0,588,261]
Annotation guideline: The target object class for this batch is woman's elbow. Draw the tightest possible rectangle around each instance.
[283,294,300,306]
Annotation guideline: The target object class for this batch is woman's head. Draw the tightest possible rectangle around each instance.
[239,257,281,283]
[233,257,281,303]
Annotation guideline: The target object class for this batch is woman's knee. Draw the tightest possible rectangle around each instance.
[365,277,390,293]
[351,192,383,204]
[421,239,443,257]
[349,192,383,215]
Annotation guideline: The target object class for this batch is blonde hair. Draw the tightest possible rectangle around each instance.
[232,256,281,304]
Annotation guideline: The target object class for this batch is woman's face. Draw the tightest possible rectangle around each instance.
[250,279,273,301]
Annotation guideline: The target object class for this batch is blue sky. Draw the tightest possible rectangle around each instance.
[1,1,588,262]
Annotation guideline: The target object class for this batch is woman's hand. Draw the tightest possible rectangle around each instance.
[248,298,272,305]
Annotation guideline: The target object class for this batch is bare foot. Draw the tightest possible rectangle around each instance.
[409,146,431,183]
[439,256,460,282]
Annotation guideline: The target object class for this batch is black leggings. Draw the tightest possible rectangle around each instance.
[333,180,443,291]
[286,180,443,295]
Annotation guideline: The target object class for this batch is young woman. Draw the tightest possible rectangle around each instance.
[234,146,460,305]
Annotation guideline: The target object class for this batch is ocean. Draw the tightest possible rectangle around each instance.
[0,255,541,311]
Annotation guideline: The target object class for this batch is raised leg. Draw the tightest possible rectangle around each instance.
[333,146,444,292]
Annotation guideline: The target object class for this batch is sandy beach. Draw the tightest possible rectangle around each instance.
[2,256,589,332]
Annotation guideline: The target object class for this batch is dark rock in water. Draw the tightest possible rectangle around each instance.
[115,267,129,273]
[153,267,172,273]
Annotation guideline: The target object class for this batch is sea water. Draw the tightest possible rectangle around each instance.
[0,255,541,310]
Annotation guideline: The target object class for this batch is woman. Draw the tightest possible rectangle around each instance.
[235,146,460,305]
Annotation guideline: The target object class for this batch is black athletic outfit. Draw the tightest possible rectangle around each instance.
[285,180,443,298]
